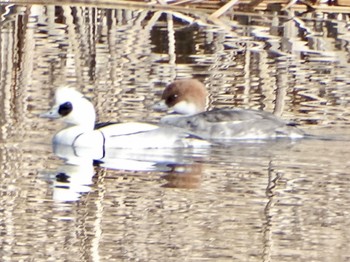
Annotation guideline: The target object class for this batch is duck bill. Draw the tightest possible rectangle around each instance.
[152,100,168,112]
[40,107,61,119]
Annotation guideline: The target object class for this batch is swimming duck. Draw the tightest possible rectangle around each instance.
[154,79,304,140]
[41,87,209,148]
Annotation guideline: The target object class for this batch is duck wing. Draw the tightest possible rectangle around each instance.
[161,109,303,139]
[99,122,209,148]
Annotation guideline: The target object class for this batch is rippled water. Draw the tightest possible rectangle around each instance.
[1,3,350,261]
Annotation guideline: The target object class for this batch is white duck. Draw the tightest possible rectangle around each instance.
[154,79,304,140]
[41,87,209,148]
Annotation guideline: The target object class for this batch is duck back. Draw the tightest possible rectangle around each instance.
[160,108,304,140]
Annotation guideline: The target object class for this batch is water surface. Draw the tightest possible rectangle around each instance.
[0,3,350,261]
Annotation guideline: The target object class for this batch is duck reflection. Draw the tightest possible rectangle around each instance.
[52,156,94,202]
[50,143,206,201]
[161,163,203,189]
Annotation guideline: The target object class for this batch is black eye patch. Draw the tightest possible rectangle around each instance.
[58,102,73,116]
[166,94,178,106]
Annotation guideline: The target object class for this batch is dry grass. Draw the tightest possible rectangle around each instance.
[9,0,350,14]
[94,0,350,14]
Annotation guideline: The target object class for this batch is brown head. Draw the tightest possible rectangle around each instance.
[160,79,208,115]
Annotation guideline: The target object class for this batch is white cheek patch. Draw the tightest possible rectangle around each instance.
[173,101,198,115]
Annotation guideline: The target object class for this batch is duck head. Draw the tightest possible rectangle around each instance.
[154,79,208,115]
[41,87,96,130]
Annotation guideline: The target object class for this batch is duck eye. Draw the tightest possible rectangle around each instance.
[58,102,73,117]
[166,94,178,106]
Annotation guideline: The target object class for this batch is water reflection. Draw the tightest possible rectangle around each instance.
[52,154,94,202]
[1,3,350,262]
[50,143,207,201]
[2,5,350,131]
[161,163,203,188]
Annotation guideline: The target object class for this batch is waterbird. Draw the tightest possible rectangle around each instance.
[41,86,209,148]
[153,79,304,140]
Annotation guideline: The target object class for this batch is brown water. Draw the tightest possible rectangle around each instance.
[1,3,350,261]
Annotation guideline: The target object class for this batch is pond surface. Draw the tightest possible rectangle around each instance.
[1,3,350,261]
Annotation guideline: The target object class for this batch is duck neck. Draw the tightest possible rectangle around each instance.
[64,104,96,131]
[67,121,95,131]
